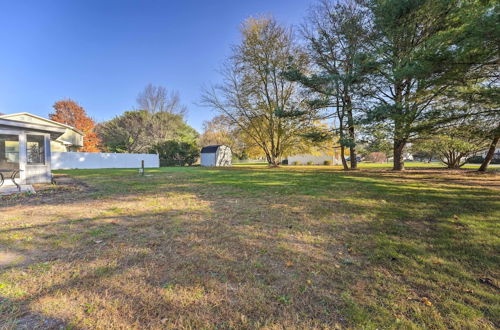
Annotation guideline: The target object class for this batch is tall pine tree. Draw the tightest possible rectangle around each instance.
[366,0,495,170]
[285,0,374,170]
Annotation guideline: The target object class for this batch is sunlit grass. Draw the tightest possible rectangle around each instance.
[234,160,495,170]
[1,166,498,328]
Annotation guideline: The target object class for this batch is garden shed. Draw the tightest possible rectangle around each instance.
[200,145,232,167]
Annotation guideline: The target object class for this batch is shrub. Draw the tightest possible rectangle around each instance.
[150,140,199,167]
[292,161,300,165]
[307,161,313,166]
[472,156,500,164]
[466,155,484,164]
[281,159,289,165]
[323,160,332,166]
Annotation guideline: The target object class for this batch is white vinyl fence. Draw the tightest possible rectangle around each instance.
[51,152,159,170]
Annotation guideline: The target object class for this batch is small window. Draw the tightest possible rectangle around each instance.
[27,135,45,165]
[0,134,20,168]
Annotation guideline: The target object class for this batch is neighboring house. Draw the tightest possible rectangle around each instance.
[482,148,500,160]
[286,152,336,165]
[285,149,344,165]
[387,152,414,162]
[200,145,232,166]
[0,112,83,152]
[0,117,66,184]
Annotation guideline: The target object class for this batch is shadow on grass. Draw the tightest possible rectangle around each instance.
[0,294,72,329]
[0,167,498,328]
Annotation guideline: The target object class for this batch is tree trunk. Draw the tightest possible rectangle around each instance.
[269,159,280,167]
[269,152,280,167]
[479,134,499,172]
[392,82,405,171]
[264,153,272,166]
[340,146,349,170]
[445,151,465,169]
[393,139,406,171]
[349,145,357,169]
[346,96,357,170]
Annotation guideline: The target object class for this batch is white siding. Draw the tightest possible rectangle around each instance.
[200,153,216,167]
[1,113,83,148]
[51,152,159,169]
[200,146,232,167]
[215,146,232,166]
[25,134,52,183]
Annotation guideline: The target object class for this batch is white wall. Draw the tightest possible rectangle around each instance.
[200,146,232,167]
[215,145,232,166]
[200,153,216,167]
[287,153,335,165]
[51,152,159,169]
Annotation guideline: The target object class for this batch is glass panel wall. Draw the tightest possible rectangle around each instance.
[27,135,45,165]
[0,134,20,170]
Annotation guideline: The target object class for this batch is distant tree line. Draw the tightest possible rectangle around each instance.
[49,0,498,170]
[49,84,200,166]
[203,0,499,171]
[96,84,198,166]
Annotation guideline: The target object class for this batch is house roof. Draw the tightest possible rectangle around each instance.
[0,112,84,136]
[201,145,224,153]
[0,118,66,139]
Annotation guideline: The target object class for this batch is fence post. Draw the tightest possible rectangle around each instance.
[141,160,145,176]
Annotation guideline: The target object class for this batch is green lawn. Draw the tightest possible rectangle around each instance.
[1,166,499,328]
[234,160,496,170]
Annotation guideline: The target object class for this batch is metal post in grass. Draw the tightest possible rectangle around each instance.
[140,160,145,176]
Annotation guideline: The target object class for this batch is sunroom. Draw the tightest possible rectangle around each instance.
[0,118,65,187]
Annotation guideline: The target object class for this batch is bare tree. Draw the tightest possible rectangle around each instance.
[202,17,318,166]
[136,84,187,116]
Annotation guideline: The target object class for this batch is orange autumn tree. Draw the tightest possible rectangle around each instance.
[50,99,101,152]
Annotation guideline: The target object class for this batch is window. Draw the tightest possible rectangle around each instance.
[27,135,45,165]
[0,134,19,169]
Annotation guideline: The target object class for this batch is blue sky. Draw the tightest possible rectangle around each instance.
[0,0,311,132]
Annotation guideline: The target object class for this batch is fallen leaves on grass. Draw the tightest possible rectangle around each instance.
[421,297,433,306]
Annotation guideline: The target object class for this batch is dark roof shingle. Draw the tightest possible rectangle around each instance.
[201,145,222,153]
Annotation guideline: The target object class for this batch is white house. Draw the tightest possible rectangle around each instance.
[0,117,66,184]
[0,113,160,189]
[0,112,84,152]
[200,145,232,167]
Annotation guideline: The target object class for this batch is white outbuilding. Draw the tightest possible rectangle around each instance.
[200,145,232,167]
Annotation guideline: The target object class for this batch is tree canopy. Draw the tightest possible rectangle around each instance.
[202,17,322,166]
[136,83,187,116]
[97,110,197,153]
[282,0,499,170]
[50,99,101,152]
